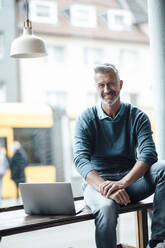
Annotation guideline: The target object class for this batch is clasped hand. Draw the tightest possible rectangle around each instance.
[99,180,131,205]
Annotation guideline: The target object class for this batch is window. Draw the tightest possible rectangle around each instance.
[47,91,68,109]
[46,45,66,64]
[86,92,99,107]
[14,128,52,165]
[122,91,138,106]
[107,9,132,31]
[0,80,6,102]
[84,47,104,65]
[70,4,96,28]
[0,32,4,59]
[30,0,57,24]
[120,50,138,71]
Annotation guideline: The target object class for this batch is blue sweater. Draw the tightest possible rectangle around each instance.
[74,102,158,179]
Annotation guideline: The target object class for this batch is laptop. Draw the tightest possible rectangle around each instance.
[20,182,82,215]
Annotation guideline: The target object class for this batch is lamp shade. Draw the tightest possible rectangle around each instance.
[10,26,47,58]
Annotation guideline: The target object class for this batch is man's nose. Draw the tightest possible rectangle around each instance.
[104,85,110,93]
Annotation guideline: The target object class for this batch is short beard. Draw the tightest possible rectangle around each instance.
[102,94,120,106]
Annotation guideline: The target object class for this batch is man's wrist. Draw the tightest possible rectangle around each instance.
[98,180,106,193]
[119,179,129,188]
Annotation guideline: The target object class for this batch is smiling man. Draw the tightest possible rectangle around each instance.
[74,63,165,248]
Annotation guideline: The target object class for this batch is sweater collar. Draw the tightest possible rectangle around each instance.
[96,101,125,121]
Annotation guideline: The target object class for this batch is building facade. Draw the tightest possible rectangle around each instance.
[16,0,151,116]
[0,0,20,102]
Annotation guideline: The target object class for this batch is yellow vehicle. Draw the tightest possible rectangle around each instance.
[0,103,56,198]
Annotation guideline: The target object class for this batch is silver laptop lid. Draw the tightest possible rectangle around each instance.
[20,182,76,215]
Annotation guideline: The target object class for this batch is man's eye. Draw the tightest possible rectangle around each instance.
[98,84,104,88]
[109,82,114,86]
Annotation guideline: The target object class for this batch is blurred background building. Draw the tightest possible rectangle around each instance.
[0,0,20,101]
[17,0,150,110]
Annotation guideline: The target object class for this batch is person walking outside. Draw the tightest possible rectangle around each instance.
[10,141,29,199]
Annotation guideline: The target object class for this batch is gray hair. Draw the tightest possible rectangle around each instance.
[94,63,120,82]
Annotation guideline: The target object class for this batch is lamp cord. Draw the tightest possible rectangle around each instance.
[25,0,29,20]
[24,0,31,28]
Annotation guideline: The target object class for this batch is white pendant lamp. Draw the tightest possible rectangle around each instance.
[10,0,47,58]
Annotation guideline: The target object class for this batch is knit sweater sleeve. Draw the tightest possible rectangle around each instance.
[135,111,158,165]
[73,111,95,179]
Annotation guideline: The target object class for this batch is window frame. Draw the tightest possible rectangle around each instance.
[83,47,104,65]
[29,0,58,24]
[120,50,138,71]
[107,9,132,31]
[46,45,66,64]
[70,4,97,28]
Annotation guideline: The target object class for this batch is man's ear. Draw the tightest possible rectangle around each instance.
[120,80,123,89]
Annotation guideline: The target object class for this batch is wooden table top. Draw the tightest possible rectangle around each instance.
[0,199,153,238]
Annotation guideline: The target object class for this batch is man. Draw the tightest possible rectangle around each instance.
[74,63,165,248]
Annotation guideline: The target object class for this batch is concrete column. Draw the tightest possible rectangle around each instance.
[147,0,165,159]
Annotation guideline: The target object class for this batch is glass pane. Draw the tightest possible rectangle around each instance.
[84,48,104,65]
[30,0,57,23]
[108,9,132,31]
[71,4,96,28]
[36,5,50,17]
[1,0,155,221]
[14,128,52,165]
[120,50,138,71]
[46,46,66,63]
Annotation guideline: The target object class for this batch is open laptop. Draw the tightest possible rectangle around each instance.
[20,182,83,215]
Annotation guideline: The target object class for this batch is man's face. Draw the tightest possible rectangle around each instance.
[95,70,123,106]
